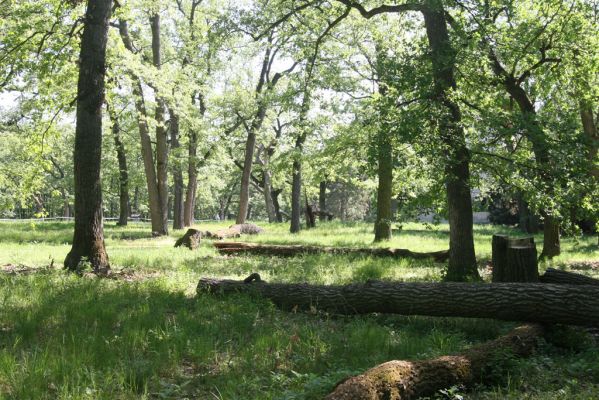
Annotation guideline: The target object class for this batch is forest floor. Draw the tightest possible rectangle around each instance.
[0,220,598,399]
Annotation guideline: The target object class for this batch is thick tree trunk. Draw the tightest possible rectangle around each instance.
[150,14,169,235]
[237,128,257,224]
[319,180,327,222]
[170,109,184,230]
[327,324,544,400]
[374,124,393,241]
[107,103,129,226]
[517,195,540,234]
[118,20,164,235]
[198,274,599,327]
[423,6,478,281]
[213,242,449,261]
[263,168,277,223]
[64,0,112,273]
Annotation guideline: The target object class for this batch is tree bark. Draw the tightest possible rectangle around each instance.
[64,0,112,273]
[170,108,184,230]
[422,5,478,281]
[540,268,599,286]
[492,235,538,282]
[174,228,202,250]
[150,14,169,235]
[272,188,283,222]
[118,20,165,235]
[374,120,393,241]
[327,324,544,400]
[212,242,449,261]
[319,180,327,222]
[198,274,599,327]
[107,102,129,226]
[290,154,304,233]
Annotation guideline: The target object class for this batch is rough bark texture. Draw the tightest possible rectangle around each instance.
[319,180,327,222]
[150,14,169,235]
[305,198,316,228]
[272,189,283,222]
[107,102,129,226]
[213,242,449,261]
[198,274,599,327]
[326,324,544,400]
[174,228,202,250]
[170,109,184,230]
[540,268,599,286]
[423,5,478,281]
[64,0,112,273]
[492,235,538,283]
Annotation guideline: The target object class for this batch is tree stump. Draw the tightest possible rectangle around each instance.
[174,228,202,250]
[492,235,538,282]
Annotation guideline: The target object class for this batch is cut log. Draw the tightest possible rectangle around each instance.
[492,235,538,282]
[213,242,450,262]
[174,228,201,250]
[540,268,599,286]
[326,324,544,400]
[197,274,599,327]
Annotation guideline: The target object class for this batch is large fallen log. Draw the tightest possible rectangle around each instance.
[213,242,450,262]
[197,274,599,327]
[540,268,599,286]
[326,324,544,400]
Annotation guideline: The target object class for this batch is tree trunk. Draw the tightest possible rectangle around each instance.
[64,0,112,273]
[263,169,277,223]
[170,108,184,230]
[198,274,599,327]
[517,195,540,234]
[492,235,538,282]
[319,180,327,222]
[540,268,599,286]
[422,5,478,281]
[150,14,169,235]
[107,102,129,226]
[327,324,544,400]
[213,242,449,261]
[118,20,164,234]
[290,156,303,233]
[374,123,393,241]
[272,188,283,222]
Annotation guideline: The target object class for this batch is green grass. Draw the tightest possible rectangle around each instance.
[0,221,597,399]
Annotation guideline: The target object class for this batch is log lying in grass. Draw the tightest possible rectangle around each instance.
[212,242,450,262]
[326,324,544,400]
[540,268,599,286]
[174,229,202,250]
[197,274,599,327]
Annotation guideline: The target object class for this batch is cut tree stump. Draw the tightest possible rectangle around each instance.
[174,228,202,250]
[492,235,538,282]
[212,242,450,262]
[326,324,544,400]
[540,268,599,286]
[197,274,599,327]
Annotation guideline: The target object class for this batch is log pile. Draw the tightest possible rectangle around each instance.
[212,242,450,262]
[197,273,599,327]
[326,324,544,400]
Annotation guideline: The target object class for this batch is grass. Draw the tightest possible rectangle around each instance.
[0,220,597,399]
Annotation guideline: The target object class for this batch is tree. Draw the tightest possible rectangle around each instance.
[64,0,112,272]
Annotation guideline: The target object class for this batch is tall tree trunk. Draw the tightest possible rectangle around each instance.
[170,108,184,229]
[150,14,169,235]
[64,0,112,272]
[422,5,478,281]
[290,153,304,233]
[237,127,257,224]
[263,169,277,223]
[107,103,129,226]
[118,20,164,234]
[579,100,598,237]
[272,188,283,222]
[318,180,326,221]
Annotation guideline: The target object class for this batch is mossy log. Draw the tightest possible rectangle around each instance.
[197,274,599,327]
[326,324,544,400]
[212,242,450,262]
[540,268,599,286]
[174,228,201,250]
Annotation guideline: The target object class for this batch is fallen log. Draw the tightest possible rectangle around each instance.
[540,268,599,286]
[174,229,202,250]
[197,274,599,327]
[229,223,264,235]
[326,324,544,400]
[212,242,450,262]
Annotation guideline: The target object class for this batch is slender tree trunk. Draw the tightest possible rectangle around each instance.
[272,189,283,222]
[422,5,478,281]
[64,0,112,272]
[290,156,303,233]
[238,128,257,224]
[318,180,326,221]
[118,20,164,234]
[170,109,184,229]
[150,14,169,235]
[263,169,277,223]
[107,103,129,226]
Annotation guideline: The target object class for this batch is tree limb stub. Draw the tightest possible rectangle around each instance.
[197,274,599,327]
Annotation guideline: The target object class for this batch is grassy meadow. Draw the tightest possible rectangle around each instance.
[0,220,598,399]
